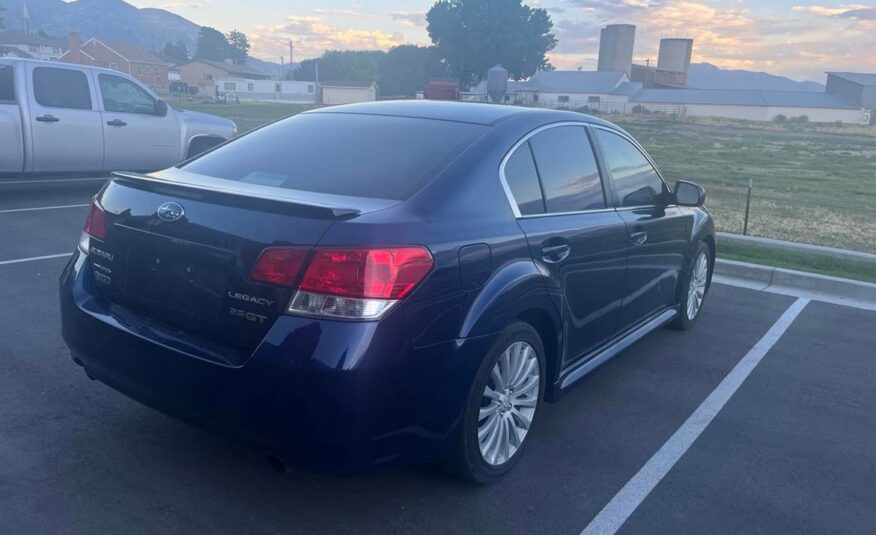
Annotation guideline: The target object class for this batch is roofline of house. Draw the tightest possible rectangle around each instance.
[82,37,167,66]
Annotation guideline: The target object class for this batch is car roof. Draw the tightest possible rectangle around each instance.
[306,100,543,126]
[306,100,623,132]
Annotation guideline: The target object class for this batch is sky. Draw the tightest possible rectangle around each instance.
[123,0,876,82]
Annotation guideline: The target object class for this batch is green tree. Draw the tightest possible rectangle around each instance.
[294,50,383,84]
[426,0,557,88]
[195,26,232,61]
[377,45,447,97]
[226,30,250,66]
[162,40,189,64]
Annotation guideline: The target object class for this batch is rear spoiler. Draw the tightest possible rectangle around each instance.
[112,171,364,220]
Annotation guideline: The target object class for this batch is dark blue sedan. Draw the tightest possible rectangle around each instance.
[60,101,714,483]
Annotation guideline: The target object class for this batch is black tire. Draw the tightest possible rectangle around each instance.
[445,321,546,484]
[670,241,711,330]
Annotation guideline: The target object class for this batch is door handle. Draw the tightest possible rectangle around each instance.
[630,231,648,246]
[35,114,59,123]
[541,242,571,263]
[106,119,127,127]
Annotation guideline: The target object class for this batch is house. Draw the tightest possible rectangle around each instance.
[59,33,169,90]
[320,81,377,105]
[0,30,67,61]
[216,78,316,103]
[179,59,270,96]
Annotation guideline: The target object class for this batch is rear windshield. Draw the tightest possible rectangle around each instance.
[182,113,487,201]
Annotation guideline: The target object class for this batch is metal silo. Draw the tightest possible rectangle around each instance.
[486,65,509,103]
[597,24,636,75]
[657,38,693,76]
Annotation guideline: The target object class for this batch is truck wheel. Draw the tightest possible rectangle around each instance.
[186,137,225,159]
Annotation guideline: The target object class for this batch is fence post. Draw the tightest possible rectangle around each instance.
[743,179,753,236]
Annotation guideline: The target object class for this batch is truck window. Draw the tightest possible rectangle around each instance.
[0,65,14,102]
[33,67,92,110]
[98,74,157,114]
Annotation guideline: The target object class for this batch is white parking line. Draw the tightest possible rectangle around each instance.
[0,177,108,185]
[0,253,73,266]
[0,204,90,214]
[581,297,810,535]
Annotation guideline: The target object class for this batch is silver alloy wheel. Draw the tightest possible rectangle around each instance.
[478,341,540,466]
[686,250,709,320]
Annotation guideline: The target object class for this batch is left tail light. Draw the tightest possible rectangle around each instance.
[249,246,434,320]
[83,200,107,240]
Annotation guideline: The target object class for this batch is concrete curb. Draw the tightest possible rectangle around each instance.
[714,258,876,311]
[717,232,876,264]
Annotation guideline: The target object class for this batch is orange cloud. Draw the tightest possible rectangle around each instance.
[249,16,410,61]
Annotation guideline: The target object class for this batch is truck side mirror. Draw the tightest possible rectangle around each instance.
[155,99,168,117]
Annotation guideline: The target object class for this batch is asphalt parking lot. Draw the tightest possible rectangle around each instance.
[2,177,875,534]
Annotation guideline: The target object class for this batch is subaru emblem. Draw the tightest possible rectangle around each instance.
[156,202,185,222]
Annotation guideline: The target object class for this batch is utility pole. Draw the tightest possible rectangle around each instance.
[288,41,294,80]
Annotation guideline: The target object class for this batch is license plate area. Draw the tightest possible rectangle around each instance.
[124,238,232,322]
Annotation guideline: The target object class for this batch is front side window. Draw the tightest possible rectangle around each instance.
[558,95,569,103]
[503,142,545,216]
[33,67,92,110]
[98,74,157,114]
[528,126,605,213]
[595,129,667,207]
[0,65,14,102]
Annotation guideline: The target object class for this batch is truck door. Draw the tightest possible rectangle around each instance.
[0,62,24,173]
[27,64,104,172]
[96,73,181,172]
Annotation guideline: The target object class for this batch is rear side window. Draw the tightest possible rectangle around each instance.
[595,129,667,207]
[528,126,605,213]
[183,113,487,201]
[33,67,92,110]
[503,142,545,215]
[0,65,14,102]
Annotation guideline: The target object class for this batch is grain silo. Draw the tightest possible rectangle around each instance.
[597,24,636,75]
[486,65,509,103]
[656,38,693,87]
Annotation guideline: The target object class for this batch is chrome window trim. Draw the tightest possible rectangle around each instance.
[590,124,674,210]
[499,121,611,219]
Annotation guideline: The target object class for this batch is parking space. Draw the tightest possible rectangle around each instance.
[1,180,874,534]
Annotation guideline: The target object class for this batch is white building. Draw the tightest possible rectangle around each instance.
[217,78,317,104]
[471,69,872,125]
[320,81,377,105]
[0,30,67,61]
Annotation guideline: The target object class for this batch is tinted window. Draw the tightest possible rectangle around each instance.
[33,67,92,110]
[0,65,14,102]
[99,74,157,114]
[183,113,486,201]
[595,129,667,207]
[504,142,545,215]
[528,126,605,213]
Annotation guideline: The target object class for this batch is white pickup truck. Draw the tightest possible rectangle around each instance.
[0,58,237,175]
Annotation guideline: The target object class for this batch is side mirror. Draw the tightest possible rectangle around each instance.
[674,180,706,207]
[155,99,168,117]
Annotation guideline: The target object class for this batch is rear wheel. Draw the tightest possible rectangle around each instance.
[670,241,711,330]
[446,321,546,483]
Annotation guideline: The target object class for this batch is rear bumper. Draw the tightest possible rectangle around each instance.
[60,252,492,472]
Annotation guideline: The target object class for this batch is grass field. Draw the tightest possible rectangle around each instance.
[173,101,876,254]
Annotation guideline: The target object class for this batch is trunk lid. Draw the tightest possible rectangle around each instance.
[87,170,393,356]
